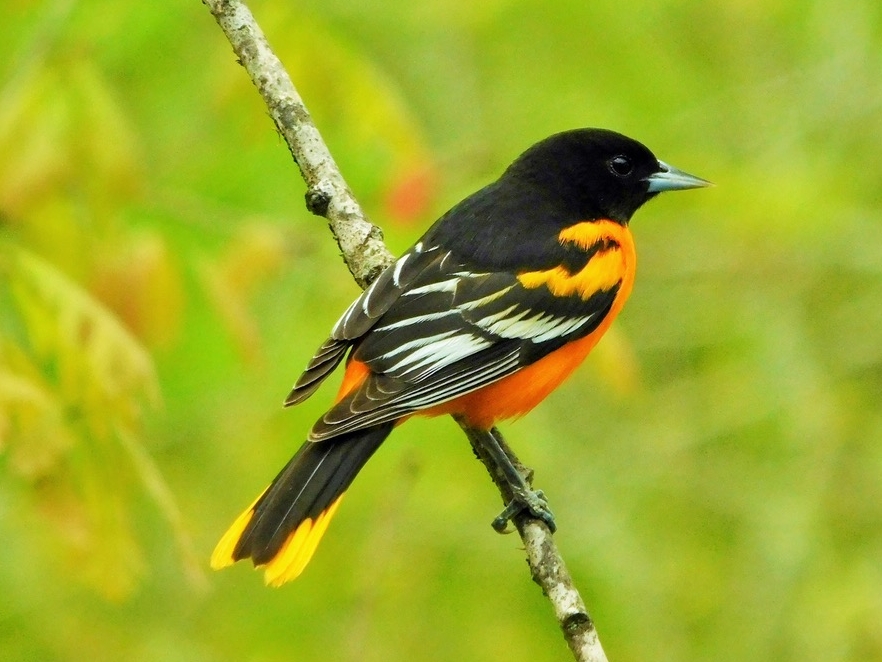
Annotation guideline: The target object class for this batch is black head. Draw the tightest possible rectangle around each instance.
[502,128,709,224]
[421,128,709,272]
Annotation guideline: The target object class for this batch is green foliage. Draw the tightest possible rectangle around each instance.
[2,0,882,661]
[0,244,201,599]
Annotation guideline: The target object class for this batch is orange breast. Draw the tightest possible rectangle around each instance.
[426,219,636,429]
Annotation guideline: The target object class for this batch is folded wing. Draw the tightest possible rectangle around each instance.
[308,248,621,440]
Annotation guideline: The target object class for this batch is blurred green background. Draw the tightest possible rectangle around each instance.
[2,0,882,660]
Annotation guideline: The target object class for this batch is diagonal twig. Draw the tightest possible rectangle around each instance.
[456,420,607,662]
[203,2,608,660]
[204,0,394,288]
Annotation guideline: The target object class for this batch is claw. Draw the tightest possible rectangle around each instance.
[492,505,518,534]
[492,488,557,534]
[461,425,558,536]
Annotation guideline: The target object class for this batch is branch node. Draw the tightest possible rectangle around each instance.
[562,611,591,633]
[305,181,333,216]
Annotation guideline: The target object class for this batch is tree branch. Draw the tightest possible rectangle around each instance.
[203,2,608,660]
[456,421,607,662]
[203,0,394,288]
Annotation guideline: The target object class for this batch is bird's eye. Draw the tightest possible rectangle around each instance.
[607,155,633,177]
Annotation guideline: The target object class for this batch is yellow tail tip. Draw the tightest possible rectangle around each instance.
[210,492,343,587]
[210,491,266,570]
[261,496,343,587]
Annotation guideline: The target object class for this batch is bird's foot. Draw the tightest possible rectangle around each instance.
[492,488,556,534]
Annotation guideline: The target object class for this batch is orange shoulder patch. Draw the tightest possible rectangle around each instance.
[517,220,636,302]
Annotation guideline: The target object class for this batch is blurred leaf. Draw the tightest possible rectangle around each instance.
[115,425,207,592]
[0,61,71,219]
[0,54,143,281]
[6,243,160,412]
[381,161,439,225]
[91,231,186,349]
[34,452,146,602]
[0,57,142,218]
[197,222,290,363]
[0,242,201,598]
[0,342,74,476]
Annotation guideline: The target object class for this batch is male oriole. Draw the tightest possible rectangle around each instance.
[211,128,709,586]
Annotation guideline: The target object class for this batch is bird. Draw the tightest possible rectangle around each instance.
[211,128,710,586]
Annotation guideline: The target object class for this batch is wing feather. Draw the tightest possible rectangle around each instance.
[285,245,443,406]
[308,251,621,439]
[285,338,350,406]
[290,237,624,437]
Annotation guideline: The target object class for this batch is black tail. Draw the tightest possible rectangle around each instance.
[211,422,394,586]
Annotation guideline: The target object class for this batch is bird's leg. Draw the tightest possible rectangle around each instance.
[457,420,556,534]
[484,427,557,534]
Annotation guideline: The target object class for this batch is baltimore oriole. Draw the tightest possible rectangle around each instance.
[211,128,710,586]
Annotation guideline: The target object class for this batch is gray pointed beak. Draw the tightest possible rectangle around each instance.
[645,160,713,193]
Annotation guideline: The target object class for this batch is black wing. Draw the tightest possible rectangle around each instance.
[284,241,448,406]
[308,249,619,440]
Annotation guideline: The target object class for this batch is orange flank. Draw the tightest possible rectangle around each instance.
[336,359,371,402]
[427,330,610,427]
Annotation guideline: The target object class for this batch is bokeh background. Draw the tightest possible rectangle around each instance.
[2,0,882,660]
